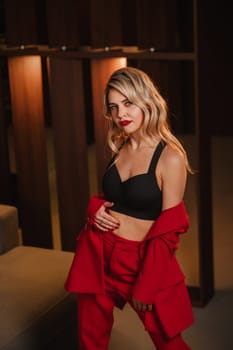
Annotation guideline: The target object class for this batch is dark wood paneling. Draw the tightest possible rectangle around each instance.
[137,0,178,50]
[4,0,47,46]
[134,60,195,133]
[91,58,127,191]
[0,59,11,203]
[196,136,214,306]
[121,0,138,46]
[49,57,89,251]
[8,56,53,248]
[46,0,90,48]
[82,59,95,144]
[195,0,215,305]
[197,1,232,136]
[137,0,193,51]
[90,0,122,48]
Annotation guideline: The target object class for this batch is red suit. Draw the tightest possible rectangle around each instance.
[65,195,194,349]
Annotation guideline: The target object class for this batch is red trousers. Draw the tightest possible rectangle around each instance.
[77,231,191,350]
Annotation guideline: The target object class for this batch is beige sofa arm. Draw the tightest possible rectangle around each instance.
[0,204,19,254]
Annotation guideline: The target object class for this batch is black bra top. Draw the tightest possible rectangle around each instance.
[102,141,166,220]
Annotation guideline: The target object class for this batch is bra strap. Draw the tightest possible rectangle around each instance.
[148,141,166,173]
[106,141,125,168]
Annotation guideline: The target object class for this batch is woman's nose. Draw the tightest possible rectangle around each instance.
[118,105,127,118]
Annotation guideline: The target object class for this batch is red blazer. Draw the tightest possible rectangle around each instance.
[65,195,194,338]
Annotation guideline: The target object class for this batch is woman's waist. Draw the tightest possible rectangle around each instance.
[108,209,154,241]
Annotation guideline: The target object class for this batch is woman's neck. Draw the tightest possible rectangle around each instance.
[128,135,159,150]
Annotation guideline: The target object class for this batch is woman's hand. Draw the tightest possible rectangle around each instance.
[132,296,153,312]
[93,201,120,231]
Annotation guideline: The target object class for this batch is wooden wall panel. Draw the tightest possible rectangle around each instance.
[91,58,127,191]
[137,0,179,50]
[90,0,122,48]
[0,60,11,203]
[4,0,47,46]
[121,0,138,46]
[197,1,232,136]
[195,0,215,305]
[8,56,53,248]
[135,60,195,133]
[49,57,89,251]
[46,0,90,48]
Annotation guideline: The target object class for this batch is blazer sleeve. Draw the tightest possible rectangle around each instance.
[132,202,189,304]
[86,194,106,221]
[64,194,106,293]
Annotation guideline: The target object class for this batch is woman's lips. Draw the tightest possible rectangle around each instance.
[120,120,132,126]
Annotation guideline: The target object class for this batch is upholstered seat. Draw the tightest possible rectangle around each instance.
[0,205,77,350]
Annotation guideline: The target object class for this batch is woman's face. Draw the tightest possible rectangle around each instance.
[108,89,144,135]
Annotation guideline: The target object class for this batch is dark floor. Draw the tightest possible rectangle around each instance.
[109,289,233,349]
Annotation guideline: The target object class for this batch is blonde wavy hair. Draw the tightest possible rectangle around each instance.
[103,66,193,173]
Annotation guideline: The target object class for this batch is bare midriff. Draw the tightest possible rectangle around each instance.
[109,209,154,241]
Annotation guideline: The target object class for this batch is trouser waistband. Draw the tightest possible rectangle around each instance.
[103,230,146,250]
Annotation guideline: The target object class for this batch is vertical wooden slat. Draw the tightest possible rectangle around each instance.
[49,57,89,251]
[197,1,232,136]
[137,0,178,50]
[8,55,53,248]
[4,0,47,46]
[90,0,122,48]
[196,0,214,305]
[0,59,11,203]
[91,58,127,191]
[46,0,88,48]
[121,0,138,46]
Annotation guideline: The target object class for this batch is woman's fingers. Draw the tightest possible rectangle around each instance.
[103,201,114,208]
[97,218,119,230]
[132,297,153,312]
[94,222,109,232]
[93,202,120,230]
[95,215,119,227]
[137,303,153,312]
[147,304,153,311]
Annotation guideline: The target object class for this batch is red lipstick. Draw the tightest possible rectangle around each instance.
[120,120,132,127]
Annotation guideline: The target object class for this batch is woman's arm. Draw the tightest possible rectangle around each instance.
[132,147,188,311]
[160,146,187,210]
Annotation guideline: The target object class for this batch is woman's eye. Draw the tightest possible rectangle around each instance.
[109,105,118,115]
[125,101,132,107]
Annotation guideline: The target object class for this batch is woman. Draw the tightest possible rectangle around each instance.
[65,67,194,350]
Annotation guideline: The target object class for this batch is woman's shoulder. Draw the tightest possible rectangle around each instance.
[160,144,186,172]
